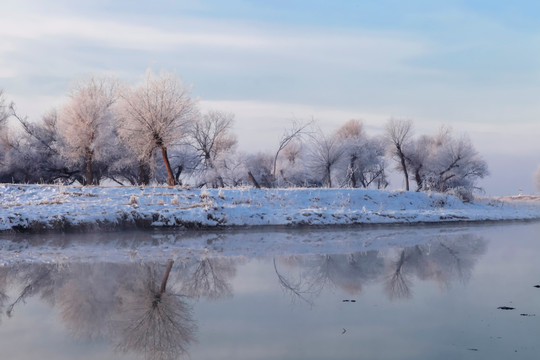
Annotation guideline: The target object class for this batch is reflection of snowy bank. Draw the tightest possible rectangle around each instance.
[0,225,488,266]
[1,185,540,232]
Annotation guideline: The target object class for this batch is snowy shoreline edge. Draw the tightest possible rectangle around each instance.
[1,184,540,233]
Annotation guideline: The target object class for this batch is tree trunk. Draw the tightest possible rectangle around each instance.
[248,171,261,189]
[414,165,423,192]
[138,160,151,185]
[348,155,357,188]
[175,165,184,185]
[397,148,409,191]
[326,164,332,188]
[85,148,94,185]
[160,260,174,294]
[160,145,176,186]
[216,175,225,188]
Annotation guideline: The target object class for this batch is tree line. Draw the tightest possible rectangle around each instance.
[0,71,488,200]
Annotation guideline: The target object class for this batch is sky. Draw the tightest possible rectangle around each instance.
[1,0,539,195]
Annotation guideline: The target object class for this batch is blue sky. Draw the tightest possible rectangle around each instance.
[1,0,539,194]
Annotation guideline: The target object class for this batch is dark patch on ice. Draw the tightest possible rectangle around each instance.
[497,306,515,310]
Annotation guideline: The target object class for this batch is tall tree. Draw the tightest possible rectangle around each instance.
[385,118,414,191]
[58,76,119,185]
[117,71,198,186]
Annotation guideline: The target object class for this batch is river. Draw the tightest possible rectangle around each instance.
[0,221,539,359]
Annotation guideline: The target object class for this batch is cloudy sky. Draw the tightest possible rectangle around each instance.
[1,0,539,195]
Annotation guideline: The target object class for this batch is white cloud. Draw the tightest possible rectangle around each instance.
[0,6,431,64]
[0,14,267,50]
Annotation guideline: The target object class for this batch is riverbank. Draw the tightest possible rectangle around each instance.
[1,184,540,232]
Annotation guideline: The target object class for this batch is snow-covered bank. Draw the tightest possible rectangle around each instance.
[1,184,540,232]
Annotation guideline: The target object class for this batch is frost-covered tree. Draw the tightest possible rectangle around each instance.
[429,135,488,193]
[245,152,275,188]
[405,134,431,192]
[406,126,488,200]
[385,118,414,191]
[218,151,249,187]
[57,76,119,185]
[189,110,237,187]
[335,119,387,189]
[117,71,198,186]
[272,118,313,183]
[3,108,81,183]
[275,139,319,187]
[308,130,345,188]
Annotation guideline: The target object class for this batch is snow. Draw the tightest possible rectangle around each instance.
[1,184,539,233]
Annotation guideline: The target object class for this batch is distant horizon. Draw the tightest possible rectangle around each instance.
[1,0,539,195]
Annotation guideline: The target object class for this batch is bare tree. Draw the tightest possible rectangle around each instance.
[57,76,119,185]
[190,110,237,187]
[117,71,198,186]
[272,118,313,182]
[385,118,414,191]
[308,130,345,187]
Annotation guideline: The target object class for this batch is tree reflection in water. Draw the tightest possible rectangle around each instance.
[385,235,486,299]
[180,257,237,300]
[1,260,201,360]
[274,251,385,305]
[274,234,486,303]
[114,260,196,360]
[386,249,413,299]
[0,233,487,358]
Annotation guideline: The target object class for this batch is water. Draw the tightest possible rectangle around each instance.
[0,222,539,359]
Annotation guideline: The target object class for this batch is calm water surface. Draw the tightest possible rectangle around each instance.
[0,222,539,359]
